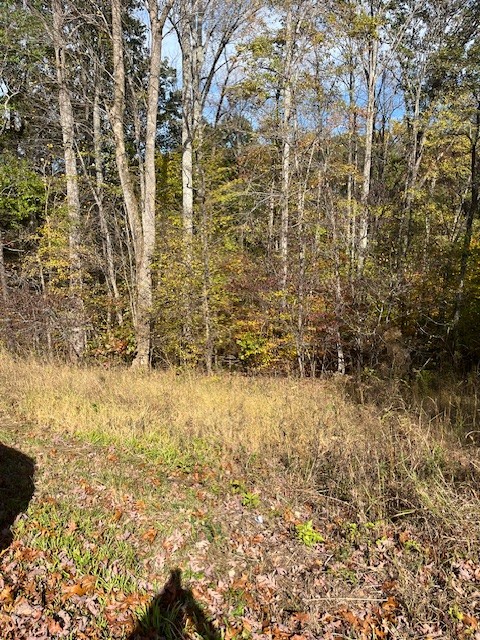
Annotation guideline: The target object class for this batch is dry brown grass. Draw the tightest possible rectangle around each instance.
[0,351,369,464]
[0,351,478,541]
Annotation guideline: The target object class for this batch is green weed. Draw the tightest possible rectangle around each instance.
[295,520,324,547]
[241,492,260,508]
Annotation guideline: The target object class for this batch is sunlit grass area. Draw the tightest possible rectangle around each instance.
[1,352,478,524]
[1,353,480,638]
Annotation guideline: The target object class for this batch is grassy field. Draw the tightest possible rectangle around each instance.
[0,353,479,639]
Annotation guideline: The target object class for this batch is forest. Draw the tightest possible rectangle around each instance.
[1,0,479,376]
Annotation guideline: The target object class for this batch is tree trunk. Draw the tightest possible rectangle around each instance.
[450,102,480,352]
[0,230,7,305]
[198,141,213,373]
[52,0,85,359]
[109,0,142,264]
[93,82,122,325]
[330,196,346,375]
[132,0,165,367]
[178,0,203,345]
[109,0,172,367]
[267,179,276,256]
[295,160,306,377]
[279,3,294,295]
[181,0,195,256]
[357,25,378,275]
[398,80,425,268]
[293,118,316,377]
[346,56,358,276]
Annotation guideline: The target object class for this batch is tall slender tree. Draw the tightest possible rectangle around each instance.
[109,0,174,367]
[51,0,86,357]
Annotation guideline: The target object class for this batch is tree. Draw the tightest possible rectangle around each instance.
[109,0,174,367]
[51,0,87,358]
[172,0,257,368]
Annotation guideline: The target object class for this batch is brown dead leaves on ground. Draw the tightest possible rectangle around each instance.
[0,426,479,639]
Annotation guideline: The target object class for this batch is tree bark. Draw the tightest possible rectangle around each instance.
[346,55,358,276]
[197,144,213,373]
[110,0,142,260]
[109,0,173,367]
[450,101,480,351]
[398,78,426,268]
[0,230,7,305]
[357,16,378,275]
[93,82,122,325]
[279,2,294,295]
[180,0,196,258]
[52,0,85,359]
[134,0,170,367]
